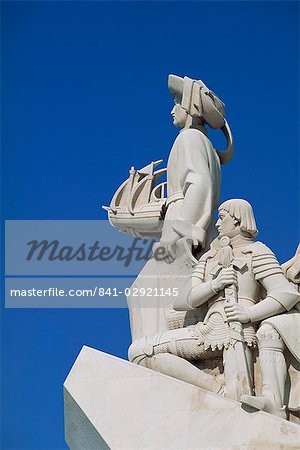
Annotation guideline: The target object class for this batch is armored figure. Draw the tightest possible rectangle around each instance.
[232,244,300,419]
[128,199,300,399]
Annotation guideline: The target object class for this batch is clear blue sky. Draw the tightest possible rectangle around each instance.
[1,1,299,448]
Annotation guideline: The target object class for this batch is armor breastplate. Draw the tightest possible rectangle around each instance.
[203,244,264,322]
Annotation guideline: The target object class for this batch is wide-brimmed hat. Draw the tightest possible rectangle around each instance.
[168,74,234,164]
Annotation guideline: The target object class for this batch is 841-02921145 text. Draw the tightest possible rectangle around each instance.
[9,287,179,297]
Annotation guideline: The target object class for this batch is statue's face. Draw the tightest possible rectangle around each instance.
[171,102,188,128]
[216,210,240,238]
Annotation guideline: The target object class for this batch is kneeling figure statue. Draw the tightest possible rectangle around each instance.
[128,199,300,418]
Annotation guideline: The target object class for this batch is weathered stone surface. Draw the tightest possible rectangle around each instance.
[64,346,300,449]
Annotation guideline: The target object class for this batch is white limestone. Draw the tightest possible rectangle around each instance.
[66,74,300,448]
[102,75,300,422]
[64,346,300,449]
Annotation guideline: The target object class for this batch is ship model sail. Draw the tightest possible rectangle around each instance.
[102,160,167,238]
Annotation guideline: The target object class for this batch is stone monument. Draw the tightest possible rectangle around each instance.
[64,74,300,449]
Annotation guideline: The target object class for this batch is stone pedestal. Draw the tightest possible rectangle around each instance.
[64,346,300,449]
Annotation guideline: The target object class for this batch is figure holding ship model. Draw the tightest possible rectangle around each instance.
[160,75,234,260]
[104,74,234,257]
[103,74,235,343]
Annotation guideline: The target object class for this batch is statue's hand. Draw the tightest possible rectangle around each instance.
[159,228,180,260]
[224,304,251,324]
[211,268,237,293]
[158,240,176,262]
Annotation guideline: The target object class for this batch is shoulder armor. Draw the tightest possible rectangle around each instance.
[191,260,206,281]
[251,242,283,281]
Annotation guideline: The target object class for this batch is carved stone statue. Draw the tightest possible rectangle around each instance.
[103,75,300,424]
[64,74,300,449]
[128,199,300,406]
[238,244,300,420]
[160,75,234,258]
[125,75,235,341]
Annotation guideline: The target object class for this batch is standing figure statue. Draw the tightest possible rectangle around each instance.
[160,75,234,259]
[126,75,235,340]
[128,199,300,402]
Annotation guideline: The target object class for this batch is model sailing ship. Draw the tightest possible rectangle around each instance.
[103,159,167,238]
